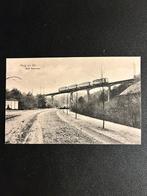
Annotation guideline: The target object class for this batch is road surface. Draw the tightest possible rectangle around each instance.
[5,108,141,144]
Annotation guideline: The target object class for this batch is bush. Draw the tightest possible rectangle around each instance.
[71,91,141,128]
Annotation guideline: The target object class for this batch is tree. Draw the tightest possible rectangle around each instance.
[78,96,86,105]
[19,92,36,109]
[36,94,46,108]
[6,88,22,101]
[99,90,107,102]
[6,89,10,99]
[77,96,86,113]
[25,92,36,109]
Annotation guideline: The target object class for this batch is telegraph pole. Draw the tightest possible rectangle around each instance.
[66,94,69,115]
[100,65,105,129]
[39,86,41,94]
[75,92,78,119]
[133,62,136,79]
[102,85,105,129]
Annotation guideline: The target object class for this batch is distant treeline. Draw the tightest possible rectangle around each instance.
[71,82,141,128]
[6,88,51,109]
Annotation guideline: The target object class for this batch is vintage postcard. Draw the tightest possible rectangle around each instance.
[5,57,141,144]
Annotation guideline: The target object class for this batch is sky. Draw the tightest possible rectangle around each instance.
[6,57,140,95]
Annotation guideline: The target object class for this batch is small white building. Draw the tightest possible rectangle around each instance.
[5,99,19,110]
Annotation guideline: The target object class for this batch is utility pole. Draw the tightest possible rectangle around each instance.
[66,94,69,115]
[133,62,136,79]
[102,85,105,129]
[63,94,65,113]
[100,64,103,79]
[75,92,78,119]
[51,95,54,105]
[39,86,41,94]
[100,65,105,129]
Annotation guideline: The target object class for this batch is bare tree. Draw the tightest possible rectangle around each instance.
[6,76,22,80]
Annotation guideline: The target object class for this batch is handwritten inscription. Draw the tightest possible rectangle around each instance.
[20,64,40,70]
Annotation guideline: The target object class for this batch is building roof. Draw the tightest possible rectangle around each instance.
[6,98,18,101]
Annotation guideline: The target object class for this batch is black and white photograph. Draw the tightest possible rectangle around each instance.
[1,0,147,195]
[5,57,141,144]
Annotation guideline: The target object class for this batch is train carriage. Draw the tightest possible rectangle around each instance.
[78,82,91,88]
[68,84,77,90]
[93,78,108,85]
[58,86,68,92]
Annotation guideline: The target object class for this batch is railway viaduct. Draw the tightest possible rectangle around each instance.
[44,78,135,107]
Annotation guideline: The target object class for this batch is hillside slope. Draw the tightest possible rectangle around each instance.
[120,81,141,95]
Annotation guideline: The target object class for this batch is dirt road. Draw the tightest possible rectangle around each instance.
[5,108,141,144]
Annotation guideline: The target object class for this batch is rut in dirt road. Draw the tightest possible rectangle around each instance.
[18,114,38,143]
[6,114,21,120]
[5,110,45,144]
[39,109,98,144]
